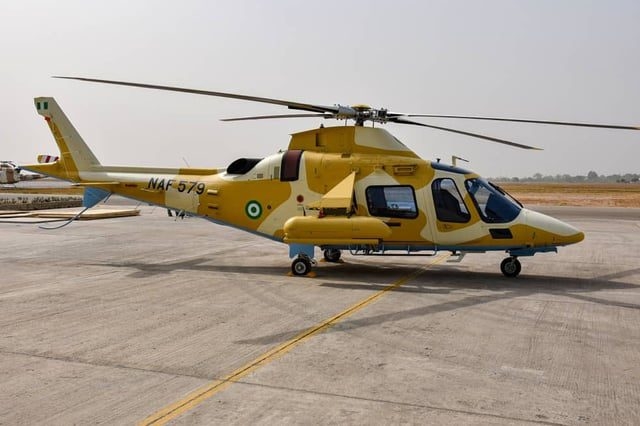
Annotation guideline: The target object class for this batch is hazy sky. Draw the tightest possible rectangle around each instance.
[2,0,639,178]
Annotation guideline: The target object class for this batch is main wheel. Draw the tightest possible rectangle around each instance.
[323,248,342,263]
[500,257,521,277]
[292,256,312,276]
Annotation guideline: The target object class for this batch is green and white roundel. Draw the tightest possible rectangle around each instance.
[245,200,262,219]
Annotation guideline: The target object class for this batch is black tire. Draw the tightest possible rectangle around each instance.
[292,257,312,276]
[500,257,521,277]
[323,249,341,263]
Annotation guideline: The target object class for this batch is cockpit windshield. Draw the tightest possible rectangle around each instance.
[465,178,521,223]
[489,181,523,208]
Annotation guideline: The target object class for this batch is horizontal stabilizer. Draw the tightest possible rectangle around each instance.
[37,155,59,164]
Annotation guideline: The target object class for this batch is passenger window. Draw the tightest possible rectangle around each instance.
[431,178,470,223]
[365,185,418,219]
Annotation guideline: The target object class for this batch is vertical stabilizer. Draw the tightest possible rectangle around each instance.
[34,98,101,178]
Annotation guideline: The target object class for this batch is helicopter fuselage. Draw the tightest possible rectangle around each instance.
[24,98,584,277]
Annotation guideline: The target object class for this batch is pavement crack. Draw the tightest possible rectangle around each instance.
[0,349,211,381]
[221,379,568,426]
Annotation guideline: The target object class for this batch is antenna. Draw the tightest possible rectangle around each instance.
[452,155,469,167]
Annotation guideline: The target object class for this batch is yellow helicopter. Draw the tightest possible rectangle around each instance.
[22,77,639,277]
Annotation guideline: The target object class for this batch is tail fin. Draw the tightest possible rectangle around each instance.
[31,97,101,180]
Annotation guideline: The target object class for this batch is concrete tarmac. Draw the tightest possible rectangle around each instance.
[1,205,639,425]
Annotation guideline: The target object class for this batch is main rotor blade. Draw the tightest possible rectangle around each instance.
[52,76,340,114]
[403,114,640,131]
[221,113,335,122]
[390,117,542,150]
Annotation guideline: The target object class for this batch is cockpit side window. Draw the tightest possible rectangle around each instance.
[431,178,470,223]
[465,178,521,223]
[280,150,303,182]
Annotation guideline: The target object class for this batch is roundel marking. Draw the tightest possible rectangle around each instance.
[245,200,262,219]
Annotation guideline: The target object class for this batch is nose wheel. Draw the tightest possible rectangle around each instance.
[500,256,521,277]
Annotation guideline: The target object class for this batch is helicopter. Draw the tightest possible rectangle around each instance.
[21,77,639,277]
[1,160,50,185]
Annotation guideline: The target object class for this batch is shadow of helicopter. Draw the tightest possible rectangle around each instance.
[236,266,640,345]
[89,256,640,346]
[87,255,444,284]
[91,254,640,291]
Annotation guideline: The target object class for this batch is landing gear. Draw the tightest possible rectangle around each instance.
[291,254,316,276]
[500,256,521,278]
[323,248,342,263]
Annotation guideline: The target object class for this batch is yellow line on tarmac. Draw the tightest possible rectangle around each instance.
[139,255,447,425]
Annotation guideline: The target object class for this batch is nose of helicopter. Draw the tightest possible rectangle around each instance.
[523,209,584,246]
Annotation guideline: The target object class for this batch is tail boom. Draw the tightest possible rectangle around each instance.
[25,97,222,214]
